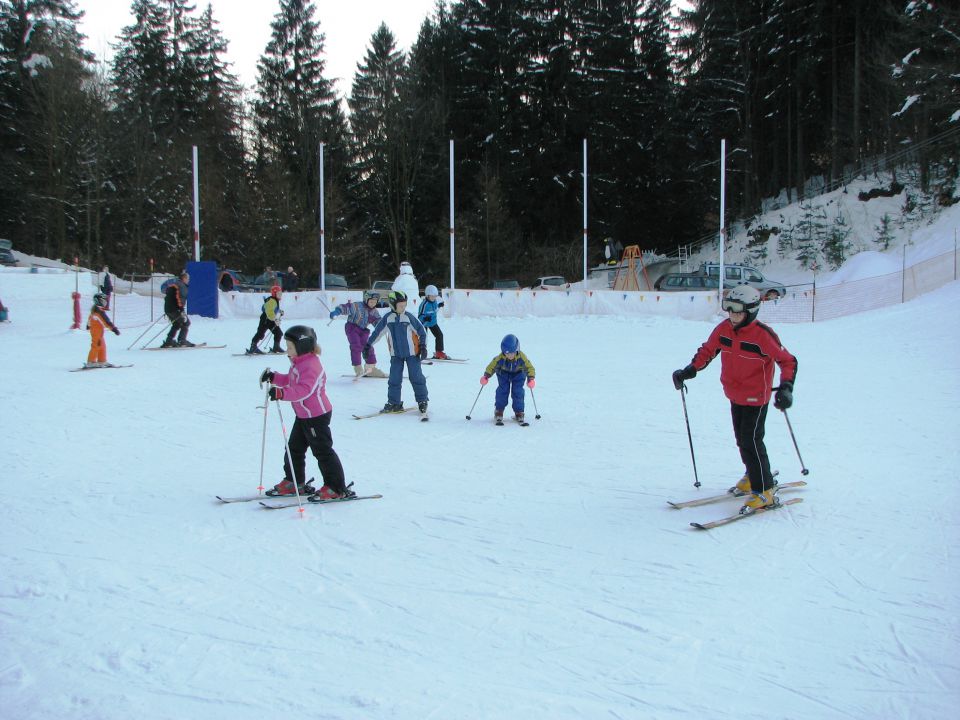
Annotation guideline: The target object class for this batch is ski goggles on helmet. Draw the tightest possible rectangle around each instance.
[721,299,757,313]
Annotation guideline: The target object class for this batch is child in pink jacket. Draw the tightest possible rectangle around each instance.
[259,325,351,500]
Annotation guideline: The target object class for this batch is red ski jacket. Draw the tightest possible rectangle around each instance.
[690,318,797,406]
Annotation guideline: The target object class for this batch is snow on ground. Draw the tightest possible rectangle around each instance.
[1,260,958,718]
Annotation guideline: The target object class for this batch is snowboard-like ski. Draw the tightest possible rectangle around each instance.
[147,343,225,351]
[70,363,133,372]
[668,480,806,509]
[690,497,803,530]
[352,407,418,420]
[259,494,383,509]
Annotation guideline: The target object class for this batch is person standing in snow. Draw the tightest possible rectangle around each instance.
[364,290,429,416]
[259,325,352,500]
[248,285,284,354]
[481,334,536,424]
[161,271,194,348]
[392,261,419,312]
[85,292,120,367]
[671,284,797,514]
[418,284,447,359]
[100,266,113,309]
[328,290,386,377]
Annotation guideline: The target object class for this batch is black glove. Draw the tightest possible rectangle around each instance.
[113,328,120,335]
[419,345,427,360]
[259,369,274,385]
[672,364,697,390]
[774,381,793,410]
[268,387,283,401]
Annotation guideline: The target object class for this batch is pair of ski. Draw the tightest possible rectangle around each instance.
[353,407,429,422]
[496,416,529,427]
[233,350,285,357]
[70,362,133,372]
[421,356,467,364]
[669,481,807,530]
[217,493,382,509]
[146,343,225,351]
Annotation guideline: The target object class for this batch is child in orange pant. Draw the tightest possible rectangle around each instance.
[86,293,120,367]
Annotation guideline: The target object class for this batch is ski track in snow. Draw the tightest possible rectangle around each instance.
[1,267,959,719]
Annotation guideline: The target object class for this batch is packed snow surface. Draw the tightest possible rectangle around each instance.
[1,265,958,718]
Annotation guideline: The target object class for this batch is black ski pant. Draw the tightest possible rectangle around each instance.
[730,402,775,493]
[165,312,190,343]
[427,324,444,353]
[282,412,346,493]
[252,315,282,349]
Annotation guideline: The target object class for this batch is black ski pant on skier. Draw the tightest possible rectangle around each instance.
[165,311,190,344]
[252,315,282,351]
[282,412,346,494]
[730,403,775,494]
[427,324,444,354]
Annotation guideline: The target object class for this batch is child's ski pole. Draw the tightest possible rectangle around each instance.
[465,385,486,420]
[529,387,542,420]
[257,385,270,494]
[275,400,306,516]
[678,384,700,488]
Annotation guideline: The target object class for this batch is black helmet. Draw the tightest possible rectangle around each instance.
[283,325,317,355]
[388,290,407,310]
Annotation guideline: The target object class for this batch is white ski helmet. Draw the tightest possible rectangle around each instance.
[424,284,439,297]
[399,261,414,276]
[722,284,761,325]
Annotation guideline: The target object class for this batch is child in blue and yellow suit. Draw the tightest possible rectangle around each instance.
[481,334,536,422]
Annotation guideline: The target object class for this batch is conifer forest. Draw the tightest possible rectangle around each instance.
[1,0,957,286]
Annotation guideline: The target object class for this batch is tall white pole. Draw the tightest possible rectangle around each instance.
[583,139,588,282]
[449,139,455,290]
[719,139,726,305]
[319,142,326,290]
[192,145,200,261]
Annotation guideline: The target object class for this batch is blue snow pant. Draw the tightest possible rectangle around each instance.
[387,355,428,406]
[494,371,526,413]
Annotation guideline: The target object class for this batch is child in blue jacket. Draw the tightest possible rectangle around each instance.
[481,334,536,423]
[418,284,447,359]
[365,291,429,415]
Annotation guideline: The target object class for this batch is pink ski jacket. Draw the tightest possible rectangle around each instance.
[272,352,333,418]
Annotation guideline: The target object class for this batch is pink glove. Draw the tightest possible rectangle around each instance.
[527,378,535,389]
[480,376,489,386]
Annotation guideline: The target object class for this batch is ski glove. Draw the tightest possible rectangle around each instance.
[259,369,274,385]
[774,381,793,410]
[419,345,428,360]
[329,308,341,319]
[480,375,489,386]
[113,328,120,335]
[268,387,283,401]
[672,365,697,390]
[527,378,535,389]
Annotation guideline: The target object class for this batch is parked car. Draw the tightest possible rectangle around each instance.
[493,279,520,290]
[371,279,394,307]
[700,262,786,299]
[530,276,569,290]
[217,269,246,292]
[0,239,16,266]
[655,273,723,292]
[319,273,348,290]
[246,271,287,292]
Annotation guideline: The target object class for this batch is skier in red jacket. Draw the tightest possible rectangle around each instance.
[672,285,797,514]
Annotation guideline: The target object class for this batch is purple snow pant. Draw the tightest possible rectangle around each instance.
[345,323,376,366]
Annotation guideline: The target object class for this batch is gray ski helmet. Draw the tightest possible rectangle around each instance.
[424,284,439,297]
[722,285,761,324]
[93,292,107,308]
[500,334,519,353]
[388,290,407,310]
[363,289,380,303]
[283,325,317,355]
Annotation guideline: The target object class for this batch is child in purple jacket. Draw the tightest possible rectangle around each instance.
[259,325,352,501]
[329,290,387,377]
